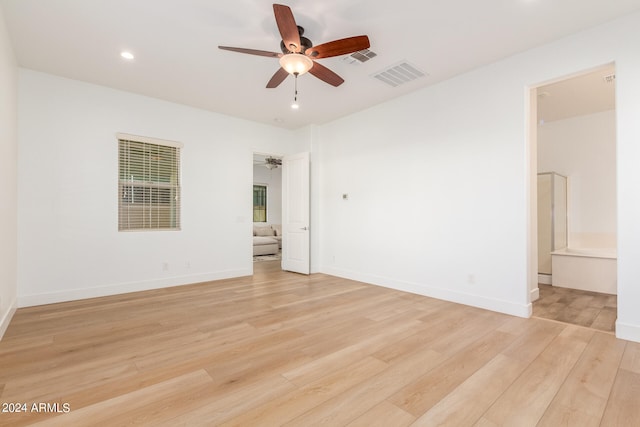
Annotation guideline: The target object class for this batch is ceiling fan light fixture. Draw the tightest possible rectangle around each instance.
[279,53,313,75]
[218,4,370,88]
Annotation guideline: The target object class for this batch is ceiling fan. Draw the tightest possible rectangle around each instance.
[254,156,282,169]
[218,4,370,88]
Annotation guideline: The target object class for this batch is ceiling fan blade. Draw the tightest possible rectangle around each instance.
[305,35,370,59]
[273,4,301,52]
[309,62,344,87]
[266,67,289,88]
[218,46,282,58]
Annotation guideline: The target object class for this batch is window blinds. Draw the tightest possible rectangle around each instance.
[118,137,181,231]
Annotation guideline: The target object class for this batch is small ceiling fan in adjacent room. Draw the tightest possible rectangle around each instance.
[218,3,370,89]
[254,156,282,169]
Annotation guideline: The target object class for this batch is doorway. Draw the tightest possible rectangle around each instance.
[529,64,618,331]
[252,153,283,266]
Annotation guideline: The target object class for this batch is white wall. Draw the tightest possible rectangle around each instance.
[316,11,640,342]
[318,71,529,317]
[538,110,617,248]
[11,12,640,344]
[253,164,282,225]
[0,5,18,339]
[17,70,305,307]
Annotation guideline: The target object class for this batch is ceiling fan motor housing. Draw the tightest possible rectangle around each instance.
[266,157,282,166]
[280,26,313,53]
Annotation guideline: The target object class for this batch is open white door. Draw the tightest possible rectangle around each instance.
[281,152,310,274]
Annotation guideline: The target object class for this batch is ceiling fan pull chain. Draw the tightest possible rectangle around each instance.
[292,73,300,109]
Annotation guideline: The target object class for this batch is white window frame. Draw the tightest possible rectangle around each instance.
[117,133,183,231]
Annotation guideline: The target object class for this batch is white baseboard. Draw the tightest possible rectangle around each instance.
[321,266,531,318]
[616,320,640,343]
[538,274,552,285]
[530,286,540,302]
[0,298,17,340]
[17,268,252,308]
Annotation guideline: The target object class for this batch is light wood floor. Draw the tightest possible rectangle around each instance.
[533,284,617,333]
[1,261,639,426]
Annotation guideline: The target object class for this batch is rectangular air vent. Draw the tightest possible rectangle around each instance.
[341,49,377,65]
[371,61,427,87]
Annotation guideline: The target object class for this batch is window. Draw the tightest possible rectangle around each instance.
[253,185,267,222]
[118,134,181,231]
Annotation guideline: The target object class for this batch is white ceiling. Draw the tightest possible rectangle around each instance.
[2,0,638,129]
[537,64,616,123]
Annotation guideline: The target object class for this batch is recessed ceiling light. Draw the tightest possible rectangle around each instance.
[120,51,134,60]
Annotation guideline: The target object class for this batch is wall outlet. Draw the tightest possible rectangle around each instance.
[467,274,475,284]
[162,262,169,271]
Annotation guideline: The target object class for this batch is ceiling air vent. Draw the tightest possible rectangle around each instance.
[603,73,616,84]
[342,49,377,65]
[371,61,427,87]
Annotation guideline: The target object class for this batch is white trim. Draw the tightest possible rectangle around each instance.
[538,274,552,285]
[116,132,184,148]
[530,286,540,302]
[0,298,17,340]
[17,269,251,308]
[321,266,531,318]
[616,321,640,343]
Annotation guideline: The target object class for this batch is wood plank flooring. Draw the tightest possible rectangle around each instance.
[533,284,617,333]
[0,261,638,426]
